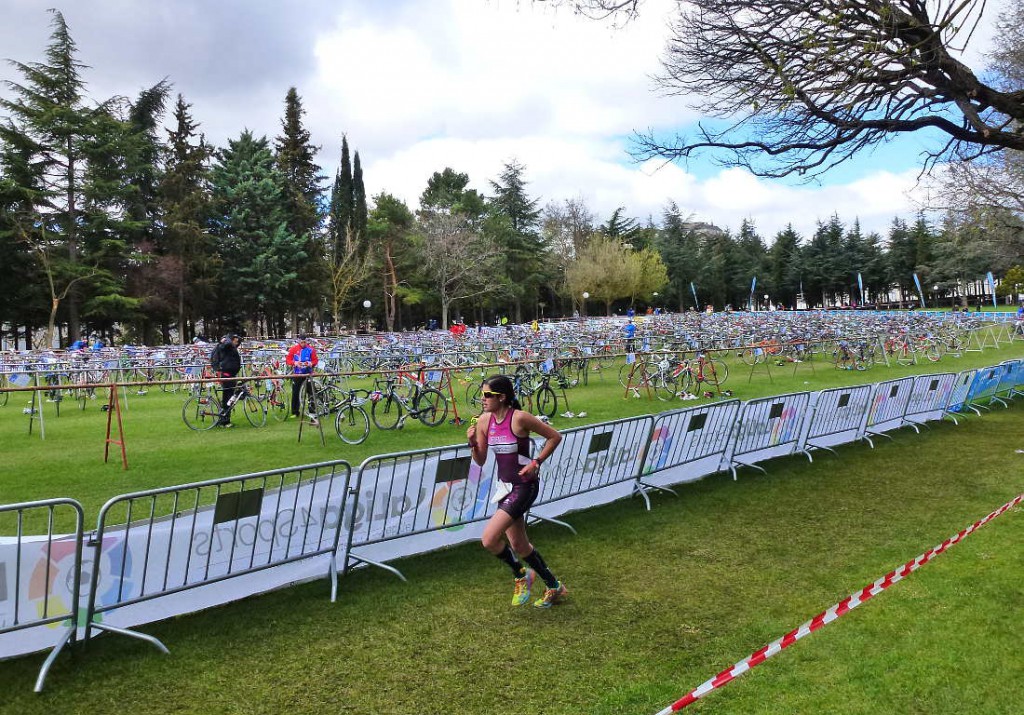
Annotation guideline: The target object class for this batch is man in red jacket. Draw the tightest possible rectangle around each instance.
[285,334,318,418]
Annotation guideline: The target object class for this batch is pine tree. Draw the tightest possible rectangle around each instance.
[654,202,701,311]
[274,87,326,331]
[330,136,354,258]
[159,94,214,342]
[0,9,94,340]
[487,159,547,321]
[209,131,306,334]
[353,150,367,241]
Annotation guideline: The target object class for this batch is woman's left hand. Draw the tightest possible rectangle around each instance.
[518,459,540,479]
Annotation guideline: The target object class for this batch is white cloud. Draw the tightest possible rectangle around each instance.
[0,0,970,243]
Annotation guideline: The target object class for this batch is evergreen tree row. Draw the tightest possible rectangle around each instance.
[2,11,1021,348]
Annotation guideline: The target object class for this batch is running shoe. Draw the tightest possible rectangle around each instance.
[534,581,568,609]
[512,569,535,606]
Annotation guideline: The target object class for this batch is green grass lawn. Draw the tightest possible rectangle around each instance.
[2,339,1024,713]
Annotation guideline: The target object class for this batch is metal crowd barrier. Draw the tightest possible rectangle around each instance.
[84,459,352,653]
[862,377,915,446]
[723,392,812,478]
[0,498,84,692]
[639,401,741,499]
[903,373,958,430]
[532,415,655,516]
[343,444,501,580]
[802,385,874,458]
[945,369,980,422]
[992,359,1022,406]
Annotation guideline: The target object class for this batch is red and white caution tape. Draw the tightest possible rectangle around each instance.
[655,493,1023,714]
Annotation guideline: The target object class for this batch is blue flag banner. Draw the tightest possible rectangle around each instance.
[690,281,699,308]
[987,271,997,308]
[749,276,757,310]
[857,273,864,305]
[913,273,926,308]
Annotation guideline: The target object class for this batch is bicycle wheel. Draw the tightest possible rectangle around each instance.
[182,395,220,431]
[241,395,267,427]
[652,372,678,402]
[534,384,558,417]
[335,404,370,444]
[709,358,729,384]
[266,388,289,421]
[465,382,482,410]
[415,388,448,427]
[618,362,638,388]
[896,346,915,366]
[740,347,762,366]
[371,392,403,430]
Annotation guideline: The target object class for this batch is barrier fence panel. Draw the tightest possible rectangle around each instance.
[862,377,916,446]
[640,401,741,492]
[345,444,501,578]
[964,364,1004,413]
[0,498,84,691]
[903,373,957,429]
[993,359,1022,405]
[85,459,351,653]
[724,392,812,478]
[1012,360,1024,397]
[800,385,874,457]
[945,369,979,422]
[531,414,655,516]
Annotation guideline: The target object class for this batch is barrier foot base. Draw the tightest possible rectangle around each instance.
[90,622,169,654]
[863,430,895,447]
[34,627,75,692]
[528,512,577,535]
[729,460,768,480]
[943,412,962,425]
[989,396,1009,409]
[632,481,678,511]
[346,554,407,582]
[802,444,837,463]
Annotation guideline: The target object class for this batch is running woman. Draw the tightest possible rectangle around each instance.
[466,375,567,608]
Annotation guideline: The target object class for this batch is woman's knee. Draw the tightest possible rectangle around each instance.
[481,531,503,553]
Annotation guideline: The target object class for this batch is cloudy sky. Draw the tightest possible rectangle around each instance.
[0,0,1006,239]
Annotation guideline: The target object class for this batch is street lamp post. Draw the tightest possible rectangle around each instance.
[582,292,589,318]
[362,300,371,333]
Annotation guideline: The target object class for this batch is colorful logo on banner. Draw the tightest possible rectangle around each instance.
[25,535,132,627]
[767,404,799,445]
[429,461,492,531]
[642,425,674,474]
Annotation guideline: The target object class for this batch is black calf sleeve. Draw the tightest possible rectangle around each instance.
[496,544,524,578]
[523,549,558,589]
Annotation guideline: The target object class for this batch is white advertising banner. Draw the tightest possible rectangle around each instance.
[641,401,740,488]
[802,385,873,452]
[725,392,812,473]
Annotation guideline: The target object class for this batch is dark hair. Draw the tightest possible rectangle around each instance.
[298,333,308,341]
[483,374,522,410]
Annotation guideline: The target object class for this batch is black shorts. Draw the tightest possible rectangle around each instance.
[497,479,540,521]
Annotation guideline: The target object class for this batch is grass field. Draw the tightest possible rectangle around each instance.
[2,339,1024,713]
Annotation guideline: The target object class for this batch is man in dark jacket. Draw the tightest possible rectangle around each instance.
[209,334,242,427]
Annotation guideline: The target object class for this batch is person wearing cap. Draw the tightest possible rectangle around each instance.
[209,334,242,427]
[285,334,318,418]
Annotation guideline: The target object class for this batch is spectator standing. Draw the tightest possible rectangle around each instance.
[285,334,319,418]
[209,334,242,427]
[623,319,637,353]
